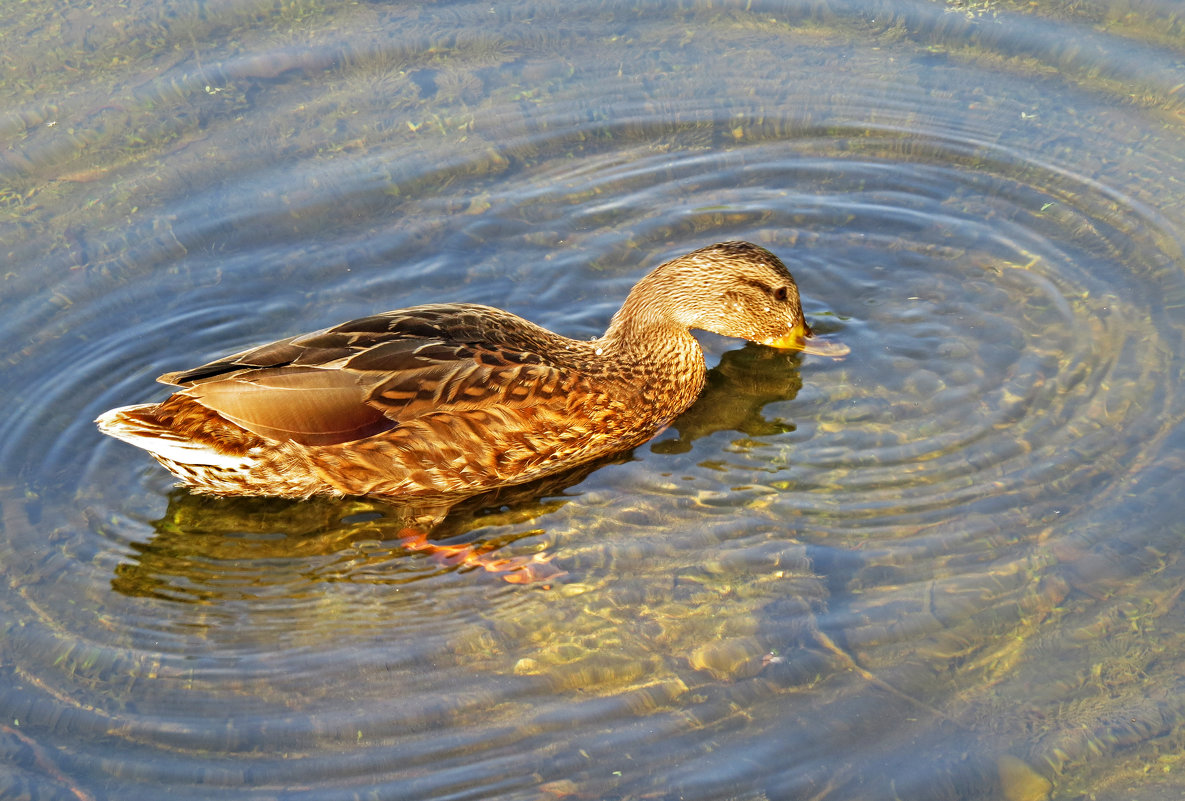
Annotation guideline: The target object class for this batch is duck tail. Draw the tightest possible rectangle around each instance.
[96,404,247,469]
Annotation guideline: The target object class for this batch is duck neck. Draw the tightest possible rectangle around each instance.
[600,286,708,403]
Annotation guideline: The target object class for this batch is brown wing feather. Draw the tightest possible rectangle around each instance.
[182,367,395,446]
[160,304,599,448]
[159,304,528,385]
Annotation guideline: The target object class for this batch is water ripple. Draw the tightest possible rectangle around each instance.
[3,0,1185,799]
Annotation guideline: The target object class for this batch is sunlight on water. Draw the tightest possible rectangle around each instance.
[2,0,1185,799]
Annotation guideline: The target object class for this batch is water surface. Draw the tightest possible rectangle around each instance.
[3,1,1185,799]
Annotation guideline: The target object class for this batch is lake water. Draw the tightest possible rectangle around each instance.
[3,0,1185,799]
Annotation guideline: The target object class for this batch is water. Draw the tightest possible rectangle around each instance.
[3,0,1185,799]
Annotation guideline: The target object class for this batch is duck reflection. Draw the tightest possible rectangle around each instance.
[111,344,807,602]
[110,461,607,602]
[654,341,804,453]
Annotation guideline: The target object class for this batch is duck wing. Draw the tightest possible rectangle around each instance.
[159,304,586,447]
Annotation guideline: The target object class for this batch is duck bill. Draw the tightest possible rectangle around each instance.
[764,324,850,359]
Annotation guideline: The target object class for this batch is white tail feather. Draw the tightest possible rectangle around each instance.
[95,405,246,469]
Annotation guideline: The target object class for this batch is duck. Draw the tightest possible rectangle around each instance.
[97,241,846,500]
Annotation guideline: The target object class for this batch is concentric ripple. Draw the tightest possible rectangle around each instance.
[3,0,1185,799]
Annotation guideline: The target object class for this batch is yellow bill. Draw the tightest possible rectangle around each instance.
[763,322,850,359]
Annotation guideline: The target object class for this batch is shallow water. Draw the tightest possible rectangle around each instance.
[3,0,1185,799]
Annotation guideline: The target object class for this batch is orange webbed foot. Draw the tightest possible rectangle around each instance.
[397,528,565,586]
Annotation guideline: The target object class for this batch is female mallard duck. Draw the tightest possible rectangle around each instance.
[97,241,845,499]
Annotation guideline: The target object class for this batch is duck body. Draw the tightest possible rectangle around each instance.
[97,241,837,499]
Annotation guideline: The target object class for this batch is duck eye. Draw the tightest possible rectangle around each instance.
[773,286,790,302]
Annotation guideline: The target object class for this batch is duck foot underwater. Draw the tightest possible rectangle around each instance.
[397,528,565,586]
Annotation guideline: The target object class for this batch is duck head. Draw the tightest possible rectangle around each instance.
[612,241,848,358]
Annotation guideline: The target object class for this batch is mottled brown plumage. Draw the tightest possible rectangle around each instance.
[97,241,845,499]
